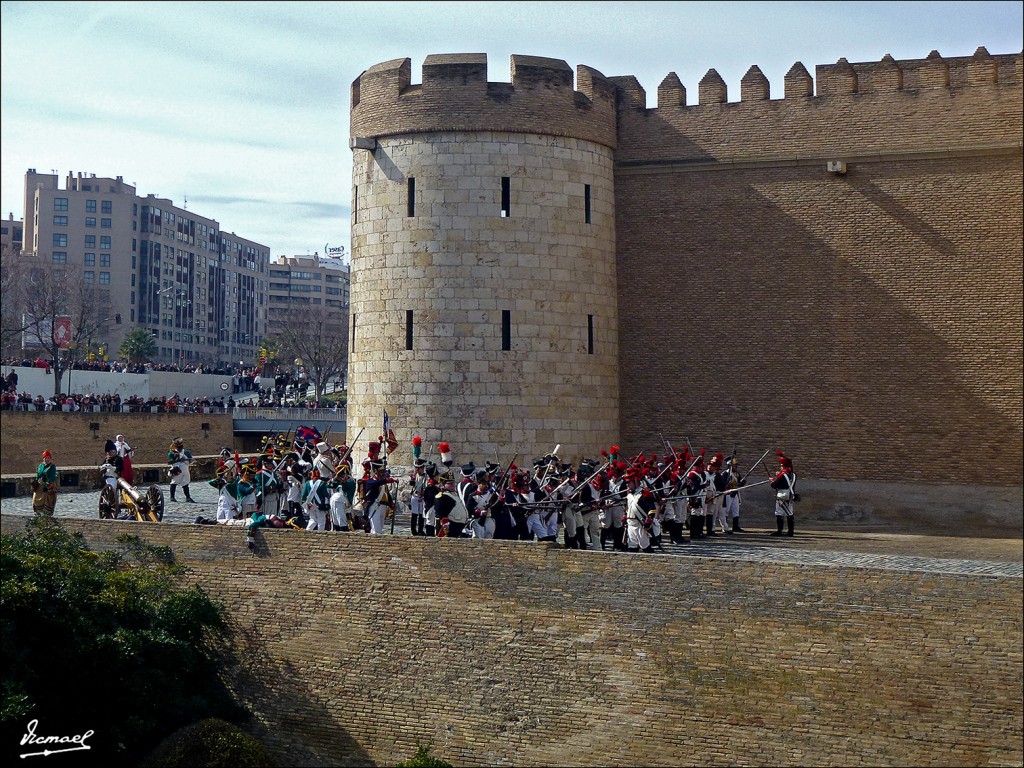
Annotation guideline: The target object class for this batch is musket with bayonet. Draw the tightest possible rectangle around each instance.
[334,426,365,477]
[740,449,772,484]
[485,453,519,510]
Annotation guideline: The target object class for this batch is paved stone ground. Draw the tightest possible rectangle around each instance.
[3,484,1021,578]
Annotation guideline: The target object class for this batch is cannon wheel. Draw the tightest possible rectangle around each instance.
[146,485,165,522]
[98,484,117,519]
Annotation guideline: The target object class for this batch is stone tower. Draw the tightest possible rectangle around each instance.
[348,54,620,466]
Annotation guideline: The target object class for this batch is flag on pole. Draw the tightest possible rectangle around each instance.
[296,425,322,444]
[382,409,398,455]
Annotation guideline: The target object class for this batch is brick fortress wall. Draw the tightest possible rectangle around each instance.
[0,412,234,475]
[613,48,1023,485]
[346,49,1022,498]
[3,517,1019,767]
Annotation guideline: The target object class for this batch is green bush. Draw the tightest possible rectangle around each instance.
[0,519,241,766]
[396,742,454,767]
[140,718,272,767]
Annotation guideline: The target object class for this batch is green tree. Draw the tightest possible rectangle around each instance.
[120,327,158,364]
[0,521,242,766]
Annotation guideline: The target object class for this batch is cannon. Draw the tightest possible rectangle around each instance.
[98,477,165,522]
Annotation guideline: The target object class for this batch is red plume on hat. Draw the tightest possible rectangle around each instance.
[777,450,793,470]
[439,442,453,467]
[412,435,423,459]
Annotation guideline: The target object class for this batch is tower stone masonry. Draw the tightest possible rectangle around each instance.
[348,48,1023,489]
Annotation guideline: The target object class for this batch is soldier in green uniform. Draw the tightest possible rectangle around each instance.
[32,450,58,516]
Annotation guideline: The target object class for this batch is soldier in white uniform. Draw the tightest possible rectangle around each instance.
[770,450,798,536]
[408,458,428,536]
[624,470,657,553]
[434,470,470,538]
[600,462,629,551]
[166,437,195,503]
[724,456,745,533]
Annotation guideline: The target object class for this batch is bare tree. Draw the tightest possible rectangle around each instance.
[0,245,29,359]
[268,304,348,403]
[20,260,112,397]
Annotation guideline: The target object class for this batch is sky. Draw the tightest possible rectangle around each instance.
[1,1,1021,260]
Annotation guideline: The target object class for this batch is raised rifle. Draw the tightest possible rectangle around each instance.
[537,443,560,487]
[486,453,519,510]
[334,426,365,479]
[740,449,772,483]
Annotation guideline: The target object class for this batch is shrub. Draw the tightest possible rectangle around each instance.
[396,742,454,767]
[140,718,272,767]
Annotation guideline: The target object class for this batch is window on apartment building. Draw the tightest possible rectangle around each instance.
[83,271,94,284]
[584,184,592,224]
[406,310,414,350]
[100,236,111,249]
[501,177,511,217]
[101,201,111,214]
[502,310,511,351]
[86,200,97,213]
[52,234,67,247]
[407,177,415,217]
[100,254,111,267]
[54,198,68,211]
[53,215,67,226]
[101,218,111,228]
[85,217,96,227]
[99,272,110,285]
[587,314,594,354]
[85,235,96,248]
[52,252,67,265]
[84,253,95,266]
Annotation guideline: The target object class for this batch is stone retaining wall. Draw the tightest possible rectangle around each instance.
[2,517,1019,767]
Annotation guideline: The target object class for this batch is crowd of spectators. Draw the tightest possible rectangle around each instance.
[0,390,247,412]
[1,357,267,378]
[1,361,343,412]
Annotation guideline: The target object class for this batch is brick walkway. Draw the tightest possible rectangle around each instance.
[3,484,1021,579]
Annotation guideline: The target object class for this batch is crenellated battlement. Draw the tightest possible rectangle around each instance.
[350,53,618,148]
[637,48,1021,109]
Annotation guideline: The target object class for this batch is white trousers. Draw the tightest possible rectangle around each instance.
[470,516,495,539]
[330,492,349,529]
[170,462,190,486]
[724,494,740,520]
[368,503,387,534]
[626,518,650,550]
[306,506,327,531]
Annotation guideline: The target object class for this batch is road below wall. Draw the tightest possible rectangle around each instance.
[3,483,1020,573]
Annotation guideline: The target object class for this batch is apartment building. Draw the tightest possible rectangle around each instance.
[1,213,23,254]
[20,169,269,367]
[266,252,350,336]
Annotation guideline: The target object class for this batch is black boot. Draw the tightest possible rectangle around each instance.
[706,515,716,536]
[169,485,177,502]
[183,485,195,503]
[663,519,676,544]
[563,530,573,549]
[733,517,744,533]
[576,529,588,550]
[787,516,795,536]
[600,529,609,551]
[692,516,705,539]
[612,526,626,551]
[772,516,784,536]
